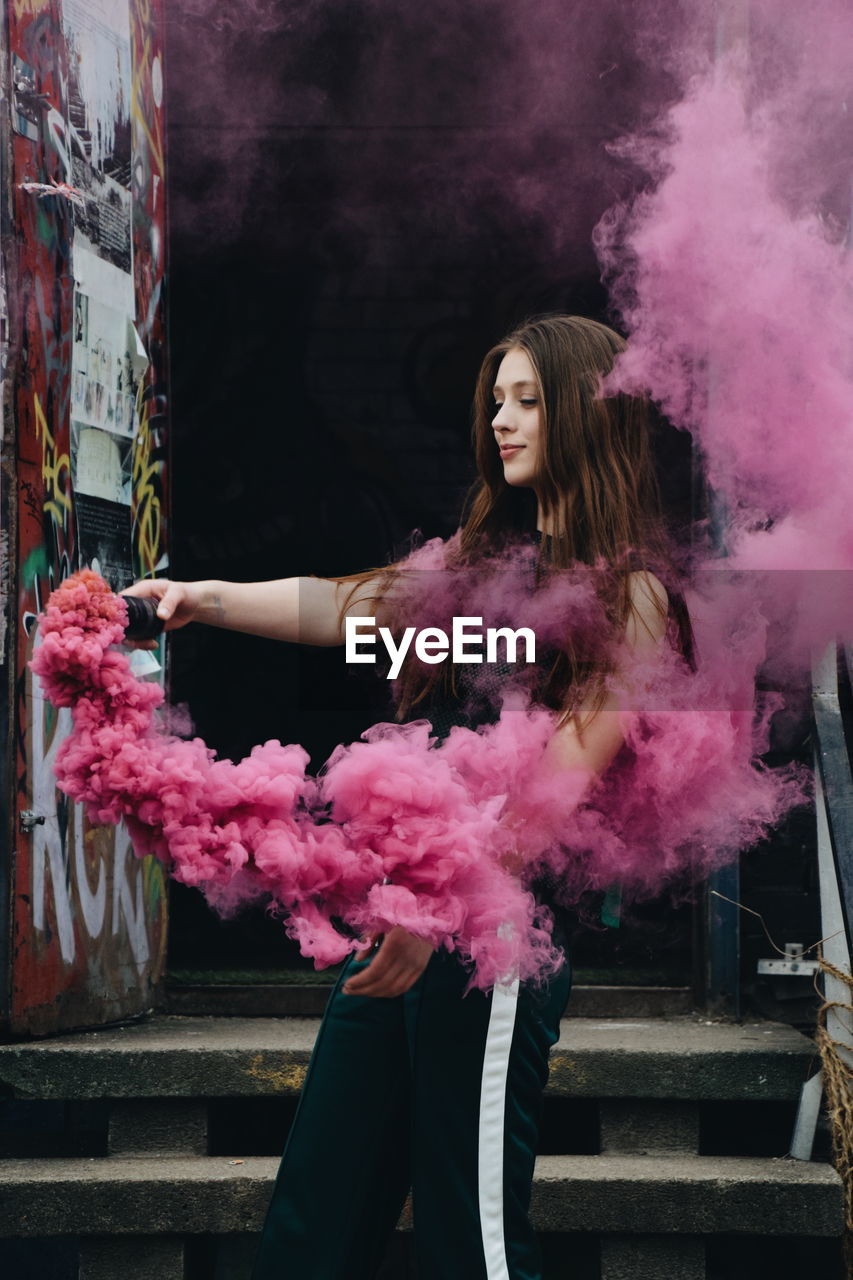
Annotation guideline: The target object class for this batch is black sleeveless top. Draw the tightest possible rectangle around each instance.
[400,532,690,944]
[406,531,579,944]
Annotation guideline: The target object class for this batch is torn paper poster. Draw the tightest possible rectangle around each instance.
[71,286,144,437]
[72,421,132,504]
[63,0,134,312]
[74,492,133,591]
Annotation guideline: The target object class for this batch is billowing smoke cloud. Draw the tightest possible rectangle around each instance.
[598,0,853,586]
[32,566,805,987]
[165,0,698,260]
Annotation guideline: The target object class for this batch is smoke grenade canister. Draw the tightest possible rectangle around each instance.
[122,595,165,641]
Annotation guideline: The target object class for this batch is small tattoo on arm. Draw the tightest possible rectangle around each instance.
[212,594,225,624]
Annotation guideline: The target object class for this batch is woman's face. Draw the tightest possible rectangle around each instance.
[491,347,542,490]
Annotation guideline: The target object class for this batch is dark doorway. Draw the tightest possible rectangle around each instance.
[162,2,698,993]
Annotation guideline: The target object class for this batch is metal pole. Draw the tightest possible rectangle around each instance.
[697,0,752,1017]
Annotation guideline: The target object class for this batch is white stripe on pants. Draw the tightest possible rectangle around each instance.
[477,977,521,1279]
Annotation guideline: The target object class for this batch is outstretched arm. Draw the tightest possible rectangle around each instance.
[120,574,387,649]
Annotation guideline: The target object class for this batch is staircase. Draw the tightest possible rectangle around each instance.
[0,1013,842,1279]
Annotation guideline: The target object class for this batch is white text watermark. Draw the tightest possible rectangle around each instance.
[345,616,536,679]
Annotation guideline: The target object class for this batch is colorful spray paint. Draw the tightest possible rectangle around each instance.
[6,0,169,1035]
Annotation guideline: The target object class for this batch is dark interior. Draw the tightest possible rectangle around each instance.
[161,3,755,989]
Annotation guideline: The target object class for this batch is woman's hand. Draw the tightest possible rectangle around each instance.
[343,926,434,998]
[120,579,205,649]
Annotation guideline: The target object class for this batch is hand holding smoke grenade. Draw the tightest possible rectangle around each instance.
[121,594,166,641]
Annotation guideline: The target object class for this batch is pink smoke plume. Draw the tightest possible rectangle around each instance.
[597,1,853,598]
[32,567,805,988]
[31,571,557,987]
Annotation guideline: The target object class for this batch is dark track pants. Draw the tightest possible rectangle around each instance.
[251,942,572,1280]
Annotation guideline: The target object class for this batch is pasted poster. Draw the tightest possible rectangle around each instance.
[71,422,134,590]
[70,277,148,589]
[71,283,141,436]
[64,0,134,312]
[11,53,41,142]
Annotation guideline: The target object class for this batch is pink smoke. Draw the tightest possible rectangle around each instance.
[597,2,853,596]
[165,0,695,256]
[31,571,559,987]
[32,568,805,988]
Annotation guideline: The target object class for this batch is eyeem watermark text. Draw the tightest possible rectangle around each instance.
[345,616,536,679]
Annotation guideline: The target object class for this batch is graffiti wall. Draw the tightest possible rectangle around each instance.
[4,0,169,1035]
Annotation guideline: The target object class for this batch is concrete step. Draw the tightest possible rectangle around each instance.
[164,981,695,1019]
[0,1153,842,1239]
[1,1017,819,1165]
[0,1015,816,1102]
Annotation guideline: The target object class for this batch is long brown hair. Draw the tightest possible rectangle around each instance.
[466,316,663,564]
[334,314,692,725]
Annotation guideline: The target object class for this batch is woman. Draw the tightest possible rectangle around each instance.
[124,314,688,1280]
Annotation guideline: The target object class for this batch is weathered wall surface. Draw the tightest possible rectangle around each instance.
[3,0,169,1036]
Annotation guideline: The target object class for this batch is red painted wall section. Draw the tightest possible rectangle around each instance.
[130,0,168,582]
[6,0,169,1036]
